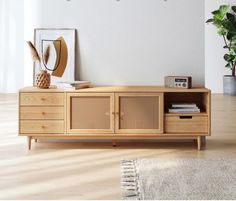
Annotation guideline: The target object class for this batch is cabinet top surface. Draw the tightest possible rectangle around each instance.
[19,86,211,93]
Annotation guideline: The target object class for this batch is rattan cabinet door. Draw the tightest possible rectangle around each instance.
[115,93,163,134]
[67,93,114,134]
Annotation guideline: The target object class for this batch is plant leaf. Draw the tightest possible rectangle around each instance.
[212,5,229,21]
[226,13,235,22]
[224,53,235,62]
[225,63,232,68]
[26,41,40,62]
[220,5,230,12]
[232,6,236,13]
[206,18,214,23]
[222,19,236,33]
[227,32,234,40]
[43,45,50,65]
[217,27,226,36]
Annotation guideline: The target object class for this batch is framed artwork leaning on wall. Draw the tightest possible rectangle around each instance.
[34,28,76,85]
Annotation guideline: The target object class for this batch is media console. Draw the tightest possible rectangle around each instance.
[19,86,211,150]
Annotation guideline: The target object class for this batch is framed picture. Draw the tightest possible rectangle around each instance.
[34,28,76,85]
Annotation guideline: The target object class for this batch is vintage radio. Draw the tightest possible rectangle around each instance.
[164,76,192,89]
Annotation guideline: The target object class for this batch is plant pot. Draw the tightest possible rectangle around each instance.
[35,70,50,89]
[223,75,236,96]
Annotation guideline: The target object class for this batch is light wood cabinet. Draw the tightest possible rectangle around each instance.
[19,86,211,150]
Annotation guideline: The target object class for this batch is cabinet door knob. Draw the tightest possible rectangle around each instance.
[41,125,45,129]
[42,112,45,115]
[41,98,45,101]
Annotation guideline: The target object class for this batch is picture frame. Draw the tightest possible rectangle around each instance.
[34,28,76,85]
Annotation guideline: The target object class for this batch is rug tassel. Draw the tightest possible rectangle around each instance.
[121,159,140,200]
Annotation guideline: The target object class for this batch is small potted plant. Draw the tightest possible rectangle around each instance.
[206,5,236,95]
[27,41,51,89]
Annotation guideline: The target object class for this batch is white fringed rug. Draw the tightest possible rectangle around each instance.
[121,159,236,200]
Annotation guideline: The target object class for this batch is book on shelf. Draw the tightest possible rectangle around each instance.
[56,81,91,90]
[168,107,200,113]
[171,103,197,108]
[168,103,200,113]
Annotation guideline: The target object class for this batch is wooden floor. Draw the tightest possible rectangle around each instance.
[0,93,236,200]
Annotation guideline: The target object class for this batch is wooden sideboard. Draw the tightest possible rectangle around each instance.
[19,86,211,150]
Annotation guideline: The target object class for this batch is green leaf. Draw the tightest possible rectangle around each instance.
[219,5,230,15]
[217,28,226,36]
[211,5,230,22]
[212,10,225,21]
[212,10,220,15]
[226,13,235,22]
[222,20,236,33]
[220,5,230,12]
[231,36,236,41]
[232,6,236,13]
[212,5,230,20]
[206,18,214,23]
[224,54,235,62]
[231,36,236,45]
[227,32,234,40]
[225,63,232,68]
[213,20,223,28]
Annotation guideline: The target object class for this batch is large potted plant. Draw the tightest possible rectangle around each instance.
[206,5,236,95]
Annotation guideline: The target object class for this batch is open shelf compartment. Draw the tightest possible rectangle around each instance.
[164,92,210,115]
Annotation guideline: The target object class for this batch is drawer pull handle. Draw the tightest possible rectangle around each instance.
[179,116,192,119]
[42,112,45,115]
[41,126,45,129]
[41,98,45,101]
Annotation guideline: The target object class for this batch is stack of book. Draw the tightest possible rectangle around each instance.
[56,81,91,90]
[168,103,200,113]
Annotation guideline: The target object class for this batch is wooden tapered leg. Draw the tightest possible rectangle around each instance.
[28,136,32,150]
[197,136,201,150]
[112,140,117,147]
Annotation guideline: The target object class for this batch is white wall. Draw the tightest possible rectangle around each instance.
[2,0,233,93]
[0,0,24,93]
[205,0,236,93]
[24,0,205,87]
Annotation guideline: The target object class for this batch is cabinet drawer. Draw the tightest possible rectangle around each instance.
[20,120,64,134]
[165,115,208,133]
[20,93,64,106]
[20,107,64,120]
